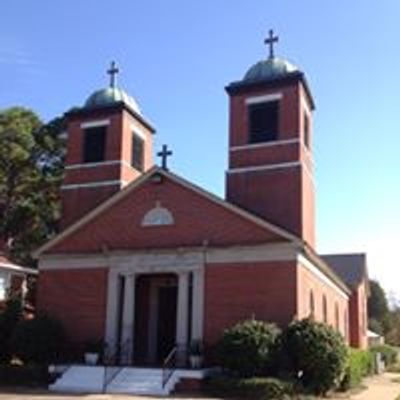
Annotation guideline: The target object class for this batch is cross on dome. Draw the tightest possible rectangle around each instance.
[264,29,279,59]
[157,144,173,170]
[107,61,119,88]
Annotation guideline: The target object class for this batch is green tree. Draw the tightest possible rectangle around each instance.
[368,280,389,327]
[0,107,66,266]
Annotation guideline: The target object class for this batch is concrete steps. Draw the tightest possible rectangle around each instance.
[49,366,105,393]
[50,366,178,395]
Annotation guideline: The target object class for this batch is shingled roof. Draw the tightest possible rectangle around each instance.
[321,253,368,289]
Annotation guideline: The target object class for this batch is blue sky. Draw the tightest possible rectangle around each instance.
[1,1,399,298]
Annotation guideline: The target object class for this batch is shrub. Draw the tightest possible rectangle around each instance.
[10,314,66,365]
[340,349,374,390]
[0,299,22,363]
[0,364,48,386]
[370,344,398,367]
[278,318,348,395]
[205,376,292,400]
[216,319,281,377]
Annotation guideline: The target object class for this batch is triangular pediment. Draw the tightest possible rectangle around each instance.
[35,168,299,256]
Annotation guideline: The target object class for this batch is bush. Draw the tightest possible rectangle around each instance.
[278,318,348,395]
[340,349,374,390]
[0,364,48,386]
[0,299,22,363]
[370,344,398,367]
[205,376,292,400]
[10,315,66,365]
[216,319,281,377]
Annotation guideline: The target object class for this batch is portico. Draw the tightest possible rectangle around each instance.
[104,252,205,366]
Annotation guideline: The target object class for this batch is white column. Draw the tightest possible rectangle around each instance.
[121,274,135,364]
[191,268,205,341]
[104,269,120,357]
[176,271,190,364]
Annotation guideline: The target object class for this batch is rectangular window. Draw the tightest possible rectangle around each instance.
[83,126,107,163]
[304,113,310,148]
[131,133,144,171]
[248,101,279,143]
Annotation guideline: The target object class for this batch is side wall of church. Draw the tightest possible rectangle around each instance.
[203,261,297,345]
[349,283,368,349]
[297,262,349,342]
[37,268,107,344]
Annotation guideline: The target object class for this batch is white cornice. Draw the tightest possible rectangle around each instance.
[297,254,349,300]
[227,161,301,174]
[65,160,132,171]
[38,243,299,271]
[61,180,126,190]
[230,138,299,152]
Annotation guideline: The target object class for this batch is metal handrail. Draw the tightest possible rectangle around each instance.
[162,345,178,389]
[102,339,131,393]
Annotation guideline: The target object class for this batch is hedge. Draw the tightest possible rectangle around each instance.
[370,345,398,367]
[0,365,49,386]
[205,376,293,400]
[340,349,374,390]
[216,320,281,377]
[10,315,66,365]
[278,318,348,395]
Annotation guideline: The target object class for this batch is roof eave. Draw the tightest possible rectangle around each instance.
[225,71,315,111]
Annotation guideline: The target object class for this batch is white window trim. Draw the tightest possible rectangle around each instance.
[131,125,147,141]
[245,93,283,105]
[80,119,110,129]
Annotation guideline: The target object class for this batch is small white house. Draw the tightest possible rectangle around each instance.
[367,329,385,347]
[0,252,37,306]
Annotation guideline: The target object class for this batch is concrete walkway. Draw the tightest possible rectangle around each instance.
[0,373,398,399]
[331,373,400,400]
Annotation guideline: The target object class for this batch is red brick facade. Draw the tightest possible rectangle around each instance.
[37,268,107,343]
[50,175,287,255]
[226,79,315,246]
[204,262,297,344]
[61,106,154,229]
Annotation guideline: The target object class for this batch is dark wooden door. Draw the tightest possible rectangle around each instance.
[157,286,177,362]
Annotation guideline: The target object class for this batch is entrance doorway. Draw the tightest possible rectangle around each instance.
[157,285,177,362]
[134,274,178,365]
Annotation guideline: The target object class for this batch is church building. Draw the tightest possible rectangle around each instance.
[34,32,369,374]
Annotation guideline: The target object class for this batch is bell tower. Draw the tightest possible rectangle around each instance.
[60,62,155,228]
[225,32,316,247]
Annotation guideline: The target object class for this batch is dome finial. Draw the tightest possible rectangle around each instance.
[264,29,279,59]
[107,61,119,88]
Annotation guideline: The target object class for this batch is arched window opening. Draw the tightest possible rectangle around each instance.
[309,290,315,317]
[323,295,328,323]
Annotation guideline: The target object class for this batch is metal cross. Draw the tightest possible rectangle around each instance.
[264,29,279,59]
[157,144,173,170]
[107,61,119,88]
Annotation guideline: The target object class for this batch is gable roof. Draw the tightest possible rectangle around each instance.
[33,167,301,258]
[0,253,37,275]
[321,253,368,289]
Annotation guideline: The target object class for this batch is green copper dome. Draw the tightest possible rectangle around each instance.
[84,87,141,114]
[243,57,298,82]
